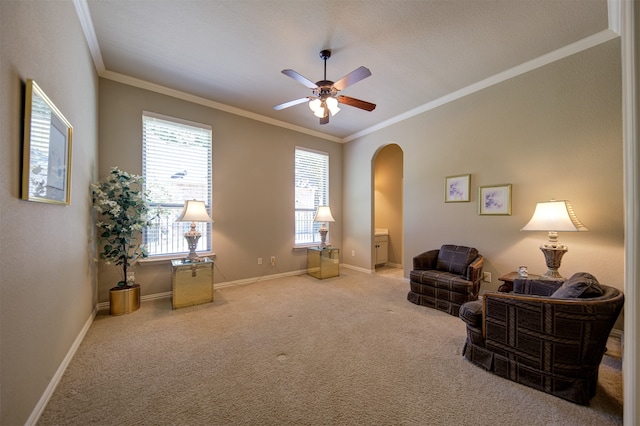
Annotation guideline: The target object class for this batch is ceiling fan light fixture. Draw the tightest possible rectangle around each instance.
[326,96,340,116]
[308,98,322,113]
[313,103,328,118]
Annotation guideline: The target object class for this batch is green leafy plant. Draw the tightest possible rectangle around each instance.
[92,167,156,287]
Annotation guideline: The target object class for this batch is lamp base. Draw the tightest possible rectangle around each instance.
[539,243,568,281]
[318,228,329,248]
[184,231,203,262]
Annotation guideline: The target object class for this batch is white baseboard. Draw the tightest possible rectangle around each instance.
[97,269,309,311]
[341,263,374,274]
[213,269,307,289]
[97,291,172,311]
[378,262,402,269]
[26,307,97,426]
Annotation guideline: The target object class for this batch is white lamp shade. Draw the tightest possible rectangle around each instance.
[521,200,587,232]
[314,206,335,223]
[176,200,213,223]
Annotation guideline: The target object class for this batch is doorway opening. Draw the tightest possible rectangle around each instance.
[373,143,404,279]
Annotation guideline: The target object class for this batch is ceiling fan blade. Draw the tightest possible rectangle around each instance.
[333,66,372,91]
[319,115,329,125]
[281,69,318,89]
[337,95,376,112]
[273,97,310,111]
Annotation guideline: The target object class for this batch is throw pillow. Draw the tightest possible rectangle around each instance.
[550,272,604,299]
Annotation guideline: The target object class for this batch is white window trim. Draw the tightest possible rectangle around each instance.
[142,111,213,257]
[294,146,330,247]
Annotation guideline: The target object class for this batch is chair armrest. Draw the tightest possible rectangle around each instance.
[464,255,484,282]
[413,249,439,270]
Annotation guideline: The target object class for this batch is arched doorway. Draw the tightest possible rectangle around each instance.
[373,144,404,277]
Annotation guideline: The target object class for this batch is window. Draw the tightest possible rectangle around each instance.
[142,111,212,257]
[295,148,329,245]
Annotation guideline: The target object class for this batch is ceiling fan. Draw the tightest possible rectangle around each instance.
[274,49,376,125]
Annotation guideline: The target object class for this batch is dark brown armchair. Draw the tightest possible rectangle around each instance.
[459,273,624,405]
[408,245,484,316]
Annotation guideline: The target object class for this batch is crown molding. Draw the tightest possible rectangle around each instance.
[344,28,619,142]
[101,70,341,143]
[73,0,621,145]
[73,0,105,73]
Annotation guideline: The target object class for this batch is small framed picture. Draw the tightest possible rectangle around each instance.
[444,174,470,203]
[479,184,512,215]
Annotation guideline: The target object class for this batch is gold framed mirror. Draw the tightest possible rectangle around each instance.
[22,79,73,204]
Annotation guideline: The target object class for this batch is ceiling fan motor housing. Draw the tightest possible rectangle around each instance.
[314,81,336,98]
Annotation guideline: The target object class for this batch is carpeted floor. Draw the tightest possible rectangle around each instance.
[38,268,622,425]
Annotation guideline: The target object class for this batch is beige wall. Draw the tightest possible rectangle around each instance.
[0,3,633,424]
[0,1,99,424]
[374,144,403,266]
[344,39,623,316]
[98,79,342,301]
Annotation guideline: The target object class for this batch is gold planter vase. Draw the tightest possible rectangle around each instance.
[109,284,140,316]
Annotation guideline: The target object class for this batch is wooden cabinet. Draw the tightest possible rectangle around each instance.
[374,235,389,265]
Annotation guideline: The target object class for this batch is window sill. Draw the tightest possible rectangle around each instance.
[294,244,319,250]
[139,252,216,264]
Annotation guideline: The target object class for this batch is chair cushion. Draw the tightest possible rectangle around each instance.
[436,245,478,275]
[550,272,604,299]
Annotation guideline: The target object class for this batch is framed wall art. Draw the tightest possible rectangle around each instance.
[479,184,512,215]
[444,174,470,202]
[22,79,73,204]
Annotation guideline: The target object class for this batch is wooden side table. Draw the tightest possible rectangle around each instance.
[497,271,541,293]
[171,258,214,309]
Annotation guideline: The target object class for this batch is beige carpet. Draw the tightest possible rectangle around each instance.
[38,268,622,425]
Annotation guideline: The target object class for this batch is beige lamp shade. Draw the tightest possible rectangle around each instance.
[177,200,213,223]
[176,200,212,262]
[314,206,335,223]
[314,206,335,247]
[521,200,588,280]
[521,200,587,234]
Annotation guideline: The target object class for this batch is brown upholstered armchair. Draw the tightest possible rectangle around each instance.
[459,273,624,405]
[408,245,484,316]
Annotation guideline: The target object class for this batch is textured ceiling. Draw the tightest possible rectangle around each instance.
[84,0,610,140]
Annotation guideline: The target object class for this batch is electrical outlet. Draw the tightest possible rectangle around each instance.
[352,250,355,256]
[258,258,262,265]
[483,272,492,283]
[270,256,276,265]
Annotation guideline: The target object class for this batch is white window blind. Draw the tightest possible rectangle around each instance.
[295,148,329,245]
[142,111,212,256]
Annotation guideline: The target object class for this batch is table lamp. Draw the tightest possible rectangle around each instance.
[521,199,588,280]
[314,206,335,247]
[176,199,213,261]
